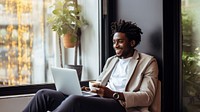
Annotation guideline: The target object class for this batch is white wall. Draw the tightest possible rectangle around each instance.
[64,0,101,81]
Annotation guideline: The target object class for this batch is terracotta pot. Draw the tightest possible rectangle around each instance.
[63,33,76,48]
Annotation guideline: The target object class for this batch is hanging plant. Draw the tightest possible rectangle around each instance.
[47,0,88,67]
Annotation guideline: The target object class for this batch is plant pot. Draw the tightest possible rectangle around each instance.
[65,65,82,81]
[63,33,76,48]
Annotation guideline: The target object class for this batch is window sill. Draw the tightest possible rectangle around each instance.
[0,81,89,96]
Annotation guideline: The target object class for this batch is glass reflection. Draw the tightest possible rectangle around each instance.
[182,0,200,111]
[0,0,55,86]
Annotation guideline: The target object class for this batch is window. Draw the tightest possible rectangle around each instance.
[0,0,101,95]
[182,0,200,111]
[0,0,56,86]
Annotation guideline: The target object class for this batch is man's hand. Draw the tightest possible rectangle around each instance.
[81,86,90,91]
[93,85,114,98]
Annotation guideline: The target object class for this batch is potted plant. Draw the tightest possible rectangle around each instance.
[47,0,87,70]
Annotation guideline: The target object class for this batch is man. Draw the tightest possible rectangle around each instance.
[23,20,159,112]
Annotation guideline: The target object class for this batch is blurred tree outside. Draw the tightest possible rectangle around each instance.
[182,1,200,111]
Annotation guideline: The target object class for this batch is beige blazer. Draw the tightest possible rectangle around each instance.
[97,50,160,112]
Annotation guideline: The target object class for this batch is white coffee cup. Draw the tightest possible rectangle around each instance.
[89,81,101,91]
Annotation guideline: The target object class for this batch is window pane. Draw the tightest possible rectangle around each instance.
[182,0,200,111]
[0,0,55,87]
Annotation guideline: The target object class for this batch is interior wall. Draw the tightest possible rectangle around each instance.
[115,0,163,80]
[64,0,100,81]
[0,95,33,112]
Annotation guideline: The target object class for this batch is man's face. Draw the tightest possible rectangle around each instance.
[113,32,134,58]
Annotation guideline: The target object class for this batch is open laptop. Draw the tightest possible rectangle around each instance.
[51,67,96,96]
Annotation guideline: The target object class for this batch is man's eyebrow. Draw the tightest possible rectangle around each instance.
[113,39,125,41]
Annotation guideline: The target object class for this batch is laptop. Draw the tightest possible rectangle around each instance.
[51,67,97,96]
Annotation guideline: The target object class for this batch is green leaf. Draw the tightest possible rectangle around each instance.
[53,9,61,15]
[47,0,88,37]
[70,35,77,43]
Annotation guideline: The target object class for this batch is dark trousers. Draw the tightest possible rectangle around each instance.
[23,89,126,112]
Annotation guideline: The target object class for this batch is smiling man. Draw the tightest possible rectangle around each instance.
[113,32,135,58]
[23,20,159,112]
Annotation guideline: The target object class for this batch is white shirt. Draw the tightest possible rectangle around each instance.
[106,57,133,92]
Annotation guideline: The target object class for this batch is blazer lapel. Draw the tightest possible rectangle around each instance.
[101,57,119,86]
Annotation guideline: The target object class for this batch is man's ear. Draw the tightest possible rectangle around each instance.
[130,40,135,47]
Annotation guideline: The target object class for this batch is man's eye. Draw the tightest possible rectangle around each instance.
[118,40,124,43]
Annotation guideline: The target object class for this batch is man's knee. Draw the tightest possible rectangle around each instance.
[67,95,83,103]
[37,89,49,95]
[35,89,53,98]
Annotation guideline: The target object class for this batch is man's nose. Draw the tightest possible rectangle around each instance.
[113,42,119,48]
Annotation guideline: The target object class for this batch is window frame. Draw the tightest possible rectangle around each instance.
[0,81,89,96]
[163,0,182,111]
[0,84,55,96]
[0,0,103,97]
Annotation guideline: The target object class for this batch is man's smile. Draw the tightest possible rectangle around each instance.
[115,48,122,53]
